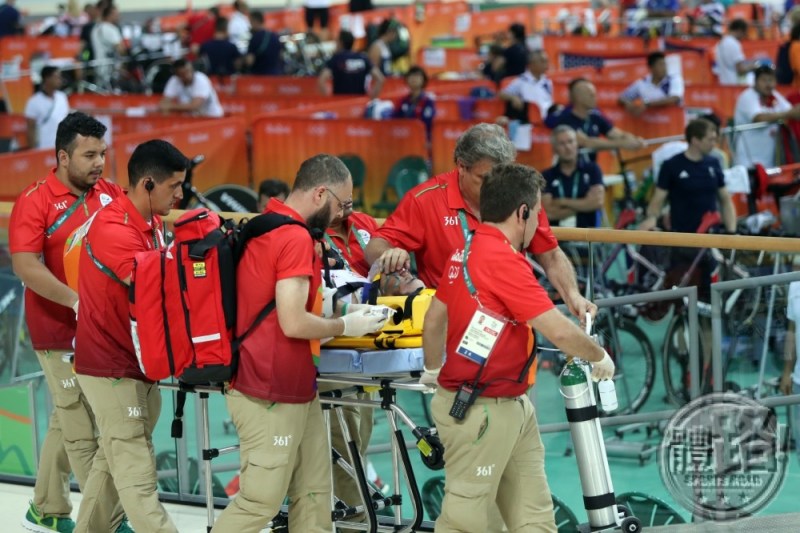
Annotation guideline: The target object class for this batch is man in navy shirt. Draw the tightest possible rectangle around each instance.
[542,125,605,228]
[318,30,384,97]
[545,78,645,162]
[199,17,242,76]
[640,118,736,299]
[246,11,282,75]
[640,118,736,234]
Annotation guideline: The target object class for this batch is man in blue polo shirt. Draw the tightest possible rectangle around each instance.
[318,30,384,98]
[545,78,645,162]
[542,125,605,228]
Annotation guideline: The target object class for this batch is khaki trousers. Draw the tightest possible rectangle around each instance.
[213,389,332,533]
[34,350,123,529]
[431,388,557,533]
[75,375,177,533]
[320,383,374,532]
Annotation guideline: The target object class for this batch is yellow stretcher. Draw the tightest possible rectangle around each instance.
[324,289,435,349]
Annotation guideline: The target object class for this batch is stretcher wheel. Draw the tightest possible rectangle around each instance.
[420,433,445,470]
[621,516,642,532]
[617,504,632,517]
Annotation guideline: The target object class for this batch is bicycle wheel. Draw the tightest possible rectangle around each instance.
[662,312,709,406]
[594,314,656,415]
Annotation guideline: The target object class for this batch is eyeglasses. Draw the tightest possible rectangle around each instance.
[325,188,353,211]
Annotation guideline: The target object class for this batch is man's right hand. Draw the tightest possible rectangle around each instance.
[510,95,524,110]
[340,308,389,337]
[378,247,411,274]
[638,216,657,232]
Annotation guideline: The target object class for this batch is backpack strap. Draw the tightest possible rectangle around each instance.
[231,212,319,351]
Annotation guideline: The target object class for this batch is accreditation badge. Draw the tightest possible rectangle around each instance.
[455,307,507,365]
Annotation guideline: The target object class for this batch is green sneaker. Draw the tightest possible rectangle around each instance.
[115,516,135,532]
[21,501,75,533]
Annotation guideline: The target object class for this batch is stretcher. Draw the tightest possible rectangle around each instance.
[159,348,439,533]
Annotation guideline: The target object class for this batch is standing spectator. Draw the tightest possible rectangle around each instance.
[618,51,684,116]
[780,275,800,465]
[499,49,553,123]
[733,64,800,169]
[304,0,331,41]
[25,66,70,150]
[493,23,529,80]
[11,112,128,533]
[545,78,645,162]
[246,10,282,75]
[392,66,436,141]
[78,2,99,64]
[640,118,737,235]
[187,7,220,58]
[318,30,384,97]
[210,155,388,532]
[542,125,605,228]
[228,0,251,52]
[368,19,399,76]
[160,59,225,117]
[716,19,758,85]
[74,140,190,533]
[200,17,243,76]
[0,0,21,37]
[91,4,125,90]
[257,178,290,211]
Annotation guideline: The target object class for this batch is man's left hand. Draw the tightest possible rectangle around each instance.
[566,294,598,327]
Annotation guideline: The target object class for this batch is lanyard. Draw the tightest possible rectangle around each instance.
[456,209,472,245]
[45,192,88,238]
[557,170,581,200]
[461,230,477,297]
[324,220,368,272]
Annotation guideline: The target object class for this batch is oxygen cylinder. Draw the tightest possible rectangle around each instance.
[560,360,619,530]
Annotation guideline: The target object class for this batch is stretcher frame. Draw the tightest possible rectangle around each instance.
[160,373,436,533]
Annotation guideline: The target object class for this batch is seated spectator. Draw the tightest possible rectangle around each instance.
[618,51,684,116]
[545,78,645,162]
[542,125,605,228]
[689,0,725,37]
[368,19,400,76]
[391,66,435,141]
[246,10,282,75]
[499,49,553,122]
[318,30,384,97]
[258,178,290,211]
[733,64,800,169]
[200,17,243,76]
[493,23,529,80]
[716,19,759,85]
[788,22,800,89]
[481,44,505,84]
[160,59,225,117]
[0,0,22,37]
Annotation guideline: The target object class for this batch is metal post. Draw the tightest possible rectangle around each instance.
[756,253,781,400]
[686,287,700,399]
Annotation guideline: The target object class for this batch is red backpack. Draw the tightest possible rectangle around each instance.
[129,208,308,386]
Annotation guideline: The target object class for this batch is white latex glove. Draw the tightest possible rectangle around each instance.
[72,300,79,319]
[321,287,337,318]
[590,350,615,382]
[340,308,389,337]
[419,365,440,391]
